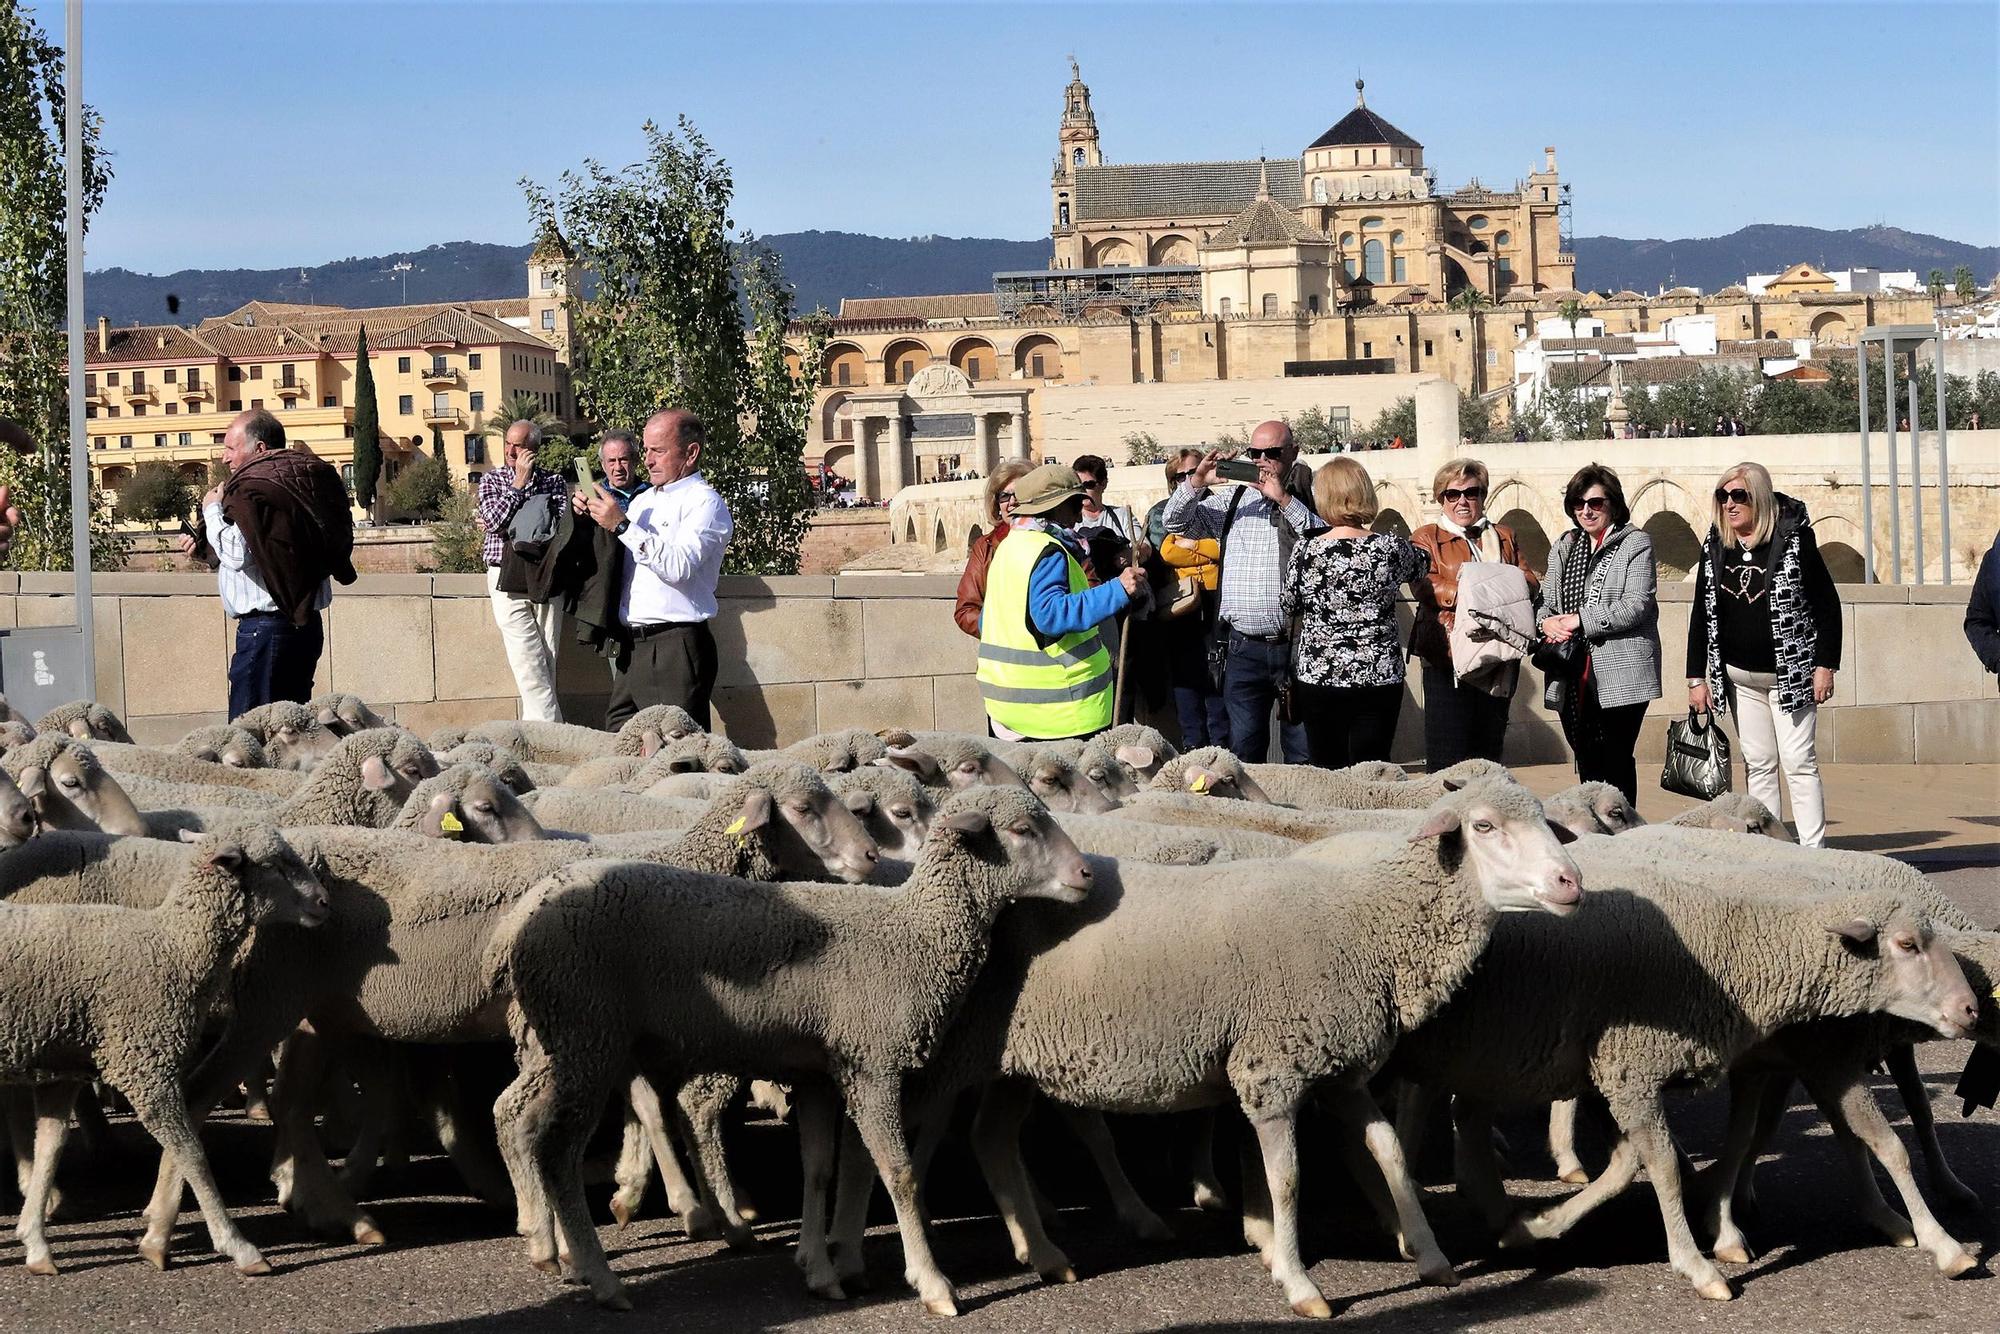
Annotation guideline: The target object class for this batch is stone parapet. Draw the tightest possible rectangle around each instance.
[3,571,1987,762]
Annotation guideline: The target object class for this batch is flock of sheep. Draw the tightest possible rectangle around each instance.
[0,693,1989,1320]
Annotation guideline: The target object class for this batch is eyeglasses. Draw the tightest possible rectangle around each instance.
[1242,446,1288,461]
[1573,496,1610,513]
[1079,476,1105,489]
[1168,470,1193,484]
[1440,486,1486,502]
[997,491,1018,505]
[1714,488,1753,506]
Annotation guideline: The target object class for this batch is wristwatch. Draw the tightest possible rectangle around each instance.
[612,518,630,537]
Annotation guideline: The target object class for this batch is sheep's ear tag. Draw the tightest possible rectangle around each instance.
[1187,769,1212,794]
[438,811,465,836]
[725,815,748,841]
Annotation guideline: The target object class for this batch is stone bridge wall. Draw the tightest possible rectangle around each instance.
[2,570,1988,766]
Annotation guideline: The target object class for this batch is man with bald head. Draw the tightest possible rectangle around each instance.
[476,418,571,721]
[1161,418,1323,764]
[584,408,733,729]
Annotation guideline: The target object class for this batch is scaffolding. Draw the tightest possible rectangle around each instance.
[993,265,1202,320]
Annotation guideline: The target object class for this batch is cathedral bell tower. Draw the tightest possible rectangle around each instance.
[1051,58,1101,268]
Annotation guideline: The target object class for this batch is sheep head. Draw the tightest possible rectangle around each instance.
[615,704,704,758]
[8,736,146,837]
[409,764,548,844]
[1545,781,1645,838]
[181,825,329,928]
[1407,778,1582,916]
[177,725,269,769]
[922,785,1092,905]
[239,701,342,771]
[312,692,390,737]
[1012,747,1119,815]
[1670,792,1794,841]
[709,761,879,884]
[878,736,1023,791]
[830,765,934,859]
[1826,898,1976,1040]
[0,766,36,847]
[1155,747,1272,803]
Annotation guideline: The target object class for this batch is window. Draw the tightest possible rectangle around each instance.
[966,357,982,381]
[1308,295,1320,314]
[836,363,851,387]
[165,368,177,383]
[1030,353,1046,377]
[468,353,481,370]
[541,309,556,330]
[465,436,488,465]
[185,369,199,389]
[132,371,146,390]
[119,435,131,448]
[1361,343,1372,358]
[165,403,177,415]
[177,432,191,446]
[248,365,261,380]
[228,366,242,381]
[133,404,147,417]
[340,463,355,495]
[1073,147,1084,166]
[1392,256,1407,283]
[1339,232,1355,248]
[212,433,225,444]
[85,405,96,419]
[1495,230,1511,247]
[1390,229,1404,248]
[323,396,337,408]
[106,405,119,417]
[397,356,411,373]
[228,400,242,412]
[1058,202,1070,226]
[1423,339,1434,357]
[342,422,354,438]
[250,399,262,410]
[1312,178,1327,203]
[84,373,96,393]
[430,356,447,374]
[398,395,413,414]
[108,371,123,387]
[1362,216,1384,230]
[899,359,914,381]
[1218,298,1232,316]
[1261,294,1278,316]
[281,362,296,384]
[432,392,449,414]
[1363,239,1386,283]
[469,391,484,412]
[1498,256,1514,279]
[1468,215,1489,231]
[153,434,166,447]
[540,270,555,290]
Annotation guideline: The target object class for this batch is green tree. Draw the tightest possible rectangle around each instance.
[483,390,565,440]
[1458,394,1493,445]
[382,454,452,520]
[1287,406,1348,453]
[1927,269,1948,303]
[350,324,382,511]
[1122,430,1165,466]
[1953,265,1978,303]
[524,117,823,575]
[428,486,483,573]
[1361,397,1418,446]
[0,2,122,570]
[111,462,192,527]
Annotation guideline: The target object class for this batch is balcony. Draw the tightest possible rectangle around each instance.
[420,365,461,388]
[421,407,460,427]
[177,381,210,404]
[274,378,309,400]
[122,383,157,405]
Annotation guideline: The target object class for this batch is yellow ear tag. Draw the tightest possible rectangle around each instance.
[725,815,750,847]
[1189,772,1210,794]
[438,811,464,837]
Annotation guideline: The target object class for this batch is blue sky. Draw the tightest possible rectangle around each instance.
[36,0,2000,273]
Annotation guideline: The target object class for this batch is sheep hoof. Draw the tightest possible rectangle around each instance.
[806,1278,848,1301]
[1939,1250,1977,1278]
[236,1257,273,1277]
[682,1206,723,1241]
[1291,1296,1334,1319]
[531,1256,561,1275]
[1557,1167,1590,1185]
[723,1227,761,1253]
[922,1296,960,1317]
[1193,1183,1230,1212]
[137,1237,170,1271]
[597,1290,634,1312]
[1039,1265,1078,1285]
[1418,1259,1459,1288]
[1696,1278,1734,1302]
[353,1220,386,1247]
[736,1201,761,1223]
[1712,1242,1752,1265]
[25,1256,58,1276]
[1497,1216,1537,1249]
[609,1195,636,1229]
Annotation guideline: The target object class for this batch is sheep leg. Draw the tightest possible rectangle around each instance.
[1448,1095,1517,1235]
[14,1083,77,1275]
[1608,1094,1731,1301]
[5,1089,34,1203]
[791,1080,847,1299]
[829,1112,880,1287]
[675,1074,757,1246]
[970,1081,1077,1282]
[611,1076,708,1231]
[1504,1136,1640,1245]
[1329,1084,1455,1288]
[1886,1044,1980,1210]
[844,1076,958,1316]
[610,1111,650,1225]
[270,1029,384,1242]
[491,1029,556,1256]
[1549,1098,1589,1184]
[523,1041,629,1309]
[1732,1074,1792,1227]
[1238,1128,1276,1260]
[418,1059,515,1211]
[1699,1073,1771,1264]
[125,1075,269,1275]
[1055,1103,1173,1241]
[1189,1106,1229,1211]
[1246,1108,1333,1318]
[1808,1069,1970,1272]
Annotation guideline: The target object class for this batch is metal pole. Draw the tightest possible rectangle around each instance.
[1857,340,1872,583]
[64,0,95,686]
[1906,349,1923,585]
[1934,330,1952,584]
[1884,333,1901,582]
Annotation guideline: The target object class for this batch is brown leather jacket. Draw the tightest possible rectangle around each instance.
[1407,521,1540,669]
[954,525,1009,637]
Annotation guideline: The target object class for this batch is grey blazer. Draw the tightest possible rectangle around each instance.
[1540,524,1662,710]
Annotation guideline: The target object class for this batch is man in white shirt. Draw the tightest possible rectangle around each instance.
[176,410,335,719]
[583,408,733,729]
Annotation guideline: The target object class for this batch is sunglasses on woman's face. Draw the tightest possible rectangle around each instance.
[1573,497,1609,513]
[1080,476,1105,489]
[998,491,1018,505]
[1714,488,1752,506]
[1440,486,1485,502]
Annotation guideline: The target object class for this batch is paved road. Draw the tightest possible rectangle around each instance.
[3,870,1996,1332]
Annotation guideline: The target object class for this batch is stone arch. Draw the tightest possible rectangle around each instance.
[822,341,867,388]
[1809,311,1850,344]
[1497,506,1552,575]
[821,391,854,443]
[1808,512,1867,583]
[1641,509,1703,582]
[1442,255,1470,299]
[1149,233,1195,265]
[933,518,948,553]
[1014,333,1062,379]
[965,523,983,551]
[821,442,856,482]
[881,338,932,385]
[1087,236,1137,268]
[902,515,917,545]
[948,336,997,382]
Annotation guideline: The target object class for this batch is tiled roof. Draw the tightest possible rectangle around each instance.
[1548,354,1760,390]
[86,324,220,364]
[839,293,999,320]
[92,301,554,368]
[1072,158,1303,222]
[1306,105,1422,151]
[1204,197,1331,249]
[1543,336,1636,355]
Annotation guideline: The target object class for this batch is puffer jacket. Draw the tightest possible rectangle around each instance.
[1407,520,1540,670]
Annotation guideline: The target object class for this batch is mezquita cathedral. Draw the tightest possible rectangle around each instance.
[796,63,1931,494]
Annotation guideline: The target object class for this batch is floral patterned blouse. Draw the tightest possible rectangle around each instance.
[1280,531,1431,687]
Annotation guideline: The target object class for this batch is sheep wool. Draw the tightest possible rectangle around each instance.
[173,725,270,769]
[35,699,133,744]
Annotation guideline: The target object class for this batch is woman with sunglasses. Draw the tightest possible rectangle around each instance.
[1146,449,1230,747]
[1537,463,1660,806]
[953,459,1036,638]
[1687,461,1841,845]
[1409,457,1540,767]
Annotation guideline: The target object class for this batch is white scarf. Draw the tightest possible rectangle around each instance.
[1436,512,1496,561]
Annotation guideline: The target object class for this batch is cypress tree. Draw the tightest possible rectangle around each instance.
[351,323,382,510]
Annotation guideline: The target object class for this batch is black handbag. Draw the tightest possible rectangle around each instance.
[1661,709,1733,800]
[1531,635,1585,679]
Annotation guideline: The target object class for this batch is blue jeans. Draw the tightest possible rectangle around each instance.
[1224,631,1308,765]
[228,611,323,722]
[1167,620,1229,750]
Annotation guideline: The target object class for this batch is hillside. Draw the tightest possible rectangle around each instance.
[84,224,1990,328]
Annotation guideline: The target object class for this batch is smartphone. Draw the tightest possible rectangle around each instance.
[1214,458,1261,484]
[573,453,599,504]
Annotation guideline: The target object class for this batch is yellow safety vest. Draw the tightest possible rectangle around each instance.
[976,528,1114,739]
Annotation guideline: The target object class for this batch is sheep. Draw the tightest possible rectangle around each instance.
[138,729,442,839]
[999,743,1120,814]
[466,706,701,765]
[0,828,329,1275]
[1241,756,1510,811]
[1064,724,1177,801]
[0,767,38,850]
[86,741,306,795]
[116,772,287,813]
[749,727,891,774]
[877,731,1025,790]
[0,719,37,752]
[617,732,750,793]
[2,734,147,836]
[487,783,1094,1312]
[1665,791,1795,840]
[520,786,710,836]
[390,764,548,844]
[1110,790,1406,845]
[1052,811,1294,864]
[827,764,934,861]
[1542,781,1647,837]
[1382,845,1977,1302]
[172,724,270,769]
[310,692,390,736]
[822,779,1585,1319]
[435,741,539,794]
[1146,745,1276,802]
[35,699,133,744]
[232,701,343,770]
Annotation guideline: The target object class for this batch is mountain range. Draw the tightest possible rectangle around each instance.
[83,224,1995,329]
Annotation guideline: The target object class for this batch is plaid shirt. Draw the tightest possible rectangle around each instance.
[1162,482,1322,636]
[476,465,568,567]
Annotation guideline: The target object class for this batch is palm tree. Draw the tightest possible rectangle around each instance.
[482,391,565,440]
[1927,269,1948,303]
[1953,265,1978,303]
[1555,297,1589,437]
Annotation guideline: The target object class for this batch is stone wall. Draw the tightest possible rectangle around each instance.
[0,572,1987,764]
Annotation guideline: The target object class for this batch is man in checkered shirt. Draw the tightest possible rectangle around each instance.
[476,421,571,722]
